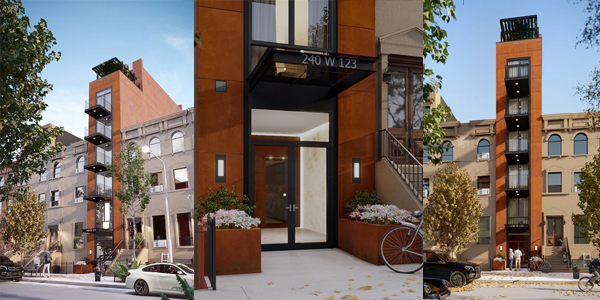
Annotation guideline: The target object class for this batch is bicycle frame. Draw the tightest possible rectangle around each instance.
[397,219,423,257]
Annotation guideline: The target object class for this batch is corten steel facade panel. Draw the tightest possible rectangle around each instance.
[495,37,543,259]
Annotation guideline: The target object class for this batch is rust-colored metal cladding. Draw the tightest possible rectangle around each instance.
[202,228,262,275]
[338,219,398,265]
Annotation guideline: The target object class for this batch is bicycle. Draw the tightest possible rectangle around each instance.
[528,256,551,273]
[379,210,423,273]
[578,275,600,292]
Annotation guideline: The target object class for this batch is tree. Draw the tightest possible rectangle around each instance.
[108,143,153,261]
[0,0,63,202]
[572,151,600,251]
[423,163,482,260]
[0,189,48,266]
[423,0,455,164]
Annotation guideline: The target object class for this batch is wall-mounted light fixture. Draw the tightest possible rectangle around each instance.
[216,154,226,183]
[382,67,391,85]
[534,245,538,252]
[352,158,361,184]
[500,245,503,252]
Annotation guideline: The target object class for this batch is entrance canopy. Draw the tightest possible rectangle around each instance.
[249,48,376,105]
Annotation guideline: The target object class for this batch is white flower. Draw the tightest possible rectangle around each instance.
[350,204,418,225]
[202,209,261,229]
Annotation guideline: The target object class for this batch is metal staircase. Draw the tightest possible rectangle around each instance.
[378,129,423,203]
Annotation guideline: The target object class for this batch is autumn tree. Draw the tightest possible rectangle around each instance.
[0,189,48,266]
[108,143,153,261]
[572,151,600,251]
[424,0,455,164]
[423,163,482,260]
[0,0,63,202]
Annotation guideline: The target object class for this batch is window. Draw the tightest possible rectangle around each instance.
[508,198,529,221]
[142,265,159,272]
[75,186,85,201]
[442,141,453,162]
[95,202,112,229]
[152,215,166,241]
[478,216,490,244]
[548,172,562,193]
[574,172,581,192]
[423,148,429,163]
[40,171,47,182]
[150,172,164,193]
[506,59,529,78]
[477,139,490,159]
[74,222,84,249]
[574,215,587,244]
[173,168,189,190]
[149,137,161,157]
[388,71,406,129]
[477,176,490,195]
[423,179,430,197]
[50,190,59,207]
[39,193,46,203]
[252,0,289,44]
[76,156,85,173]
[548,134,561,156]
[171,131,184,153]
[177,213,193,247]
[53,162,61,179]
[574,133,588,155]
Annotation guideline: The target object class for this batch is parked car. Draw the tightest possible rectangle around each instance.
[424,277,451,299]
[125,263,193,296]
[424,251,481,287]
[0,255,23,281]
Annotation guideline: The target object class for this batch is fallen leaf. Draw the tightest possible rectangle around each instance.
[334,291,341,293]
[309,293,319,296]
[268,282,274,286]
[357,286,372,291]
[341,296,359,300]
[322,296,335,300]
[367,274,372,278]
[408,289,416,293]
[315,291,322,293]
[348,279,354,281]
[377,283,383,287]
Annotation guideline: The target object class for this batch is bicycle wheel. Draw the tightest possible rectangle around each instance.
[540,261,551,273]
[528,260,535,271]
[380,225,423,273]
[578,277,594,292]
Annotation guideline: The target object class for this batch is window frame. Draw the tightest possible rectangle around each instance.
[548,134,561,156]
[149,137,161,157]
[152,215,167,242]
[176,212,194,247]
[75,156,85,174]
[574,133,588,155]
[171,131,185,153]
[74,222,84,249]
[477,176,490,194]
[441,141,453,162]
[574,172,581,192]
[478,216,491,244]
[53,161,61,179]
[547,172,562,193]
[173,167,189,190]
[574,215,587,244]
[50,190,59,207]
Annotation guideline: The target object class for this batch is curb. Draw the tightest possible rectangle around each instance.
[22,278,128,289]
[478,279,579,285]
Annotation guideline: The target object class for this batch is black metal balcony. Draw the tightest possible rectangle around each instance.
[83,185,112,202]
[505,138,529,164]
[84,94,111,119]
[505,64,530,98]
[505,217,530,233]
[83,152,112,173]
[84,123,111,145]
[506,174,529,198]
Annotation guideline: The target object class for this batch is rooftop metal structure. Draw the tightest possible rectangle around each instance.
[92,57,136,82]
[500,15,539,42]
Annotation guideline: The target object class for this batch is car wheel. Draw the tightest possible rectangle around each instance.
[449,271,467,287]
[134,279,149,296]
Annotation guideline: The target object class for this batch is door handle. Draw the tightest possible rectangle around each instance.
[286,204,299,212]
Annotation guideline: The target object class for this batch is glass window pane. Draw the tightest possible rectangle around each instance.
[412,73,423,129]
[478,140,490,154]
[442,141,453,162]
[574,172,581,187]
[172,132,185,153]
[74,222,84,249]
[574,134,588,155]
[294,0,329,48]
[173,168,189,190]
[152,215,166,241]
[548,172,562,192]
[177,213,193,246]
[252,0,289,44]
[548,134,561,156]
[150,138,161,156]
[388,72,406,129]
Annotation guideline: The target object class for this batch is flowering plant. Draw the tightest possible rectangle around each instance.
[530,256,542,262]
[493,253,505,261]
[201,209,261,229]
[75,260,87,265]
[348,204,418,225]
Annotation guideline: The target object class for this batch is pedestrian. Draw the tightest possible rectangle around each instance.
[42,251,51,278]
[514,248,523,271]
[589,256,600,284]
[508,248,514,271]
[33,255,40,277]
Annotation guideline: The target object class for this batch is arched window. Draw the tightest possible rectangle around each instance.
[171,131,184,153]
[574,133,588,155]
[149,137,161,157]
[548,134,561,156]
[477,139,490,159]
[53,162,61,179]
[76,156,85,173]
[442,141,453,162]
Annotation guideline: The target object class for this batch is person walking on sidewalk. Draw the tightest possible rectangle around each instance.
[42,251,51,278]
[514,248,523,271]
[589,256,600,283]
[33,255,40,277]
[508,248,514,271]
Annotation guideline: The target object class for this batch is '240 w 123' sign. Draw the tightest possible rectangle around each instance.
[301,54,357,69]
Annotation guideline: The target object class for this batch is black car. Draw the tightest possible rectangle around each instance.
[424,251,481,287]
[0,255,23,281]
[424,277,451,300]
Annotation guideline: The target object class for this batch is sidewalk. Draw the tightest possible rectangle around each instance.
[478,270,580,284]
[23,273,127,289]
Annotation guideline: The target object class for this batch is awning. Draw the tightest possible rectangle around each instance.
[249,48,376,107]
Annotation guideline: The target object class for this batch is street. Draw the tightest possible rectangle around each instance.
[449,282,600,300]
[0,280,186,300]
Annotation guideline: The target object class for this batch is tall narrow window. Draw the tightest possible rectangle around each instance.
[388,71,406,129]
[574,133,588,155]
[412,73,424,129]
[574,215,587,244]
[477,176,490,195]
[74,222,84,249]
[477,139,490,159]
[423,178,430,197]
[574,172,581,192]
[177,213,193,247]
[39,193,46,203]
[51,190,59,207]
[173,168,189,190]
[442,141,453,162]
[150,172,164,193]
[294,0,329,48]
[152,215,167,241]
[548,134,561,156]
[478,216,490,244]
[53,162,61,178]
[75,186,85,202]
[548,172,562,193]
[171,131,184,153]
[251,0,289,44]
[76,156,85,173]
[149,137,161,157]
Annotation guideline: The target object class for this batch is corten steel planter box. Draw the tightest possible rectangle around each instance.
[492,260,506,271]
[338,219,401,265]
[74,264,93,274]
[203,227,261,275]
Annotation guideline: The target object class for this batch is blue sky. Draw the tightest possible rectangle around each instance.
[431,0,600,122]
[23,0,193,138]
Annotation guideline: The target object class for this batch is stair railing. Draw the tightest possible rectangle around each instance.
[565,237,572,269]
[378,129,423,203]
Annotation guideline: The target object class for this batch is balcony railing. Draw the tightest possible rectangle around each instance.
[95,152,112,165]
[85,94,112,113]
[84,184,112,201]
[507,217,529,225]
[506,64,529,79]
[507,173,529,189]
[507,100,529,115]
[85,122,111,137]
[507,139,529,152]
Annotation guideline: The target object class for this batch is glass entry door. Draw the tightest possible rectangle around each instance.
[254,144,328,250]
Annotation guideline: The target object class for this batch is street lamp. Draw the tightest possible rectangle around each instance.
[141,145,173,263]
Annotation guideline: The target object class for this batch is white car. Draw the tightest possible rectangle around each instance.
[125,263,194,296]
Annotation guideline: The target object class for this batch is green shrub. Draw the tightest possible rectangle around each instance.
[160,274,193,300]
[344,190,382,216]
[195,185,255,217]
[109,260,141,282]
[83,256,93,265]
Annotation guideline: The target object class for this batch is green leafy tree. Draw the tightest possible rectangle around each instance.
[423,0,455,164]
[423,163,482,260]
[108,143,153,261]
[572,151,600,251]
[0,189,48,266]
[0,0,63,202]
